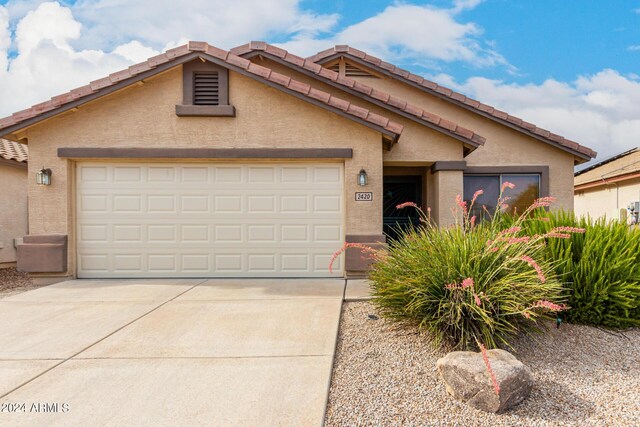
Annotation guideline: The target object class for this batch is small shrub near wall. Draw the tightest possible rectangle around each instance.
[331,186,580,351]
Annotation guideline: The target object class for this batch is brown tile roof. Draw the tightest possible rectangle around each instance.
[0,139,28,163]
[0,42,403,141]
[232,42,485,149]
[307,45,597,161]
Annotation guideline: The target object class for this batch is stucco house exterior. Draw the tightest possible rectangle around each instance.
[0,139,28,267]
[0,41,596,281]
[574,147,640,222]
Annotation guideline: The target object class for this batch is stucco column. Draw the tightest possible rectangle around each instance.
[432,169,464,227]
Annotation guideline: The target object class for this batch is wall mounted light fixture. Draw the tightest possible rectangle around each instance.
[36,167,52,185]
[357,169,368,186]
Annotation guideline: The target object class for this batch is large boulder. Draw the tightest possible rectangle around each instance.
[436,349,533,413]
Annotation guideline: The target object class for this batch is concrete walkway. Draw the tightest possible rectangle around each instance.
[0,278,345,426]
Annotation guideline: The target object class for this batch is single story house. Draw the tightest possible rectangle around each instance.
[0,41,596,281]
[0,139,28,267]
[574,147,639,222]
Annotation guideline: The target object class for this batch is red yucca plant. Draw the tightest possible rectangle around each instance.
[331,182,584,352]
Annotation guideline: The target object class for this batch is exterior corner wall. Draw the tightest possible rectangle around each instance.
[0,164,28,264]
[433,169,463,227]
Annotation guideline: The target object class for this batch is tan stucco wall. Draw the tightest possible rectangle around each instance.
[432,170,464,227]
[0,163,28,264]
[353,75,578,211]
[252,58,464,164]
[575,178,640,220]
[24,66,384,276]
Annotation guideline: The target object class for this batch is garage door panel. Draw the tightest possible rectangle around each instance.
[77,162,344,278]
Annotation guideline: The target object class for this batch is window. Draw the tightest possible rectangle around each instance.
[175,60,235,117]
[464,174,540,218]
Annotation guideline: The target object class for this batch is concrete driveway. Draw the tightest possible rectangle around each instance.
[0,278,345,426]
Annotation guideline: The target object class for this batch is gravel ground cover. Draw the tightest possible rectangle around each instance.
[0,267,38,298]
[325,302,640,427]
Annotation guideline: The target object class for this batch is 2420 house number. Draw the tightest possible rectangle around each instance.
[355,192,373,201]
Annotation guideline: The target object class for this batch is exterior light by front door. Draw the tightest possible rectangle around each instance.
[358,169,368,186]
[36,167,52,185]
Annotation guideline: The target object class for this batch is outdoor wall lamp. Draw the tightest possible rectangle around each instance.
[36,167,52,185]
[357,169,368,186]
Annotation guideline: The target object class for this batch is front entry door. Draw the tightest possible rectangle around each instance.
[383,176,422,241]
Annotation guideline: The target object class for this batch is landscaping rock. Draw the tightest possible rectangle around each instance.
[436,349,533,413]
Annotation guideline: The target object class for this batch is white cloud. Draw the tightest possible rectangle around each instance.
[15,2,81,54]
[70,0,337,52]
[451,0,485,13]
[0,2,134,115]
[112,40,159,63]
[628,45,640,51]
[0,6,10,72]
[440,70,640,164]
[280,2,507,68]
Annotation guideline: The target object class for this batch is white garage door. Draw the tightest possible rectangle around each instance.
[76,162,344,278]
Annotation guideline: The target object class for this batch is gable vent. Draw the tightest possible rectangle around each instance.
[345,63,376,78]
[328,63,340,73]
[193,72,220,105]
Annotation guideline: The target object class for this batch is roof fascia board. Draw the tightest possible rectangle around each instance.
[0,157,27,169]
[575,171,640,191]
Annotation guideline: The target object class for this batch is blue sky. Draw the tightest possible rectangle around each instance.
[0,0,639,165]
[297,0,640,84]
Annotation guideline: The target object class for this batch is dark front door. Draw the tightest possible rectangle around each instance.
[383,175,423,241]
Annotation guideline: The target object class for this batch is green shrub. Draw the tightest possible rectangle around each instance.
[340,192,573,351]
[504,211,640,328]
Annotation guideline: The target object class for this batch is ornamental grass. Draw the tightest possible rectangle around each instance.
[331,184,583,351]
[500,210,640,328]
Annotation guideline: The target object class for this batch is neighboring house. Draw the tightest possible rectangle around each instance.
[0,41,596,281]
[574,147,640,222]
[0,139,28,267]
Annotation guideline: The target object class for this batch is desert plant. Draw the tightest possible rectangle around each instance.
[500,211,640,328]
[331,188,581,351]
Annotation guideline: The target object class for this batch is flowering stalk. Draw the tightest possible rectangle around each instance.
[543,232,572,239]
[396,201,418,209]
[477,341,500,395]
[531,300,568,311]
[549,226,586,234]
[520,255,546,283]
[328,242,378,274]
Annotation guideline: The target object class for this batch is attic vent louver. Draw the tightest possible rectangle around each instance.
[328,63,340,73]
[345,63,376,78]
[193,72,220,105]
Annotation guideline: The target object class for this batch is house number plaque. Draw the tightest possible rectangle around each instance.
[355,192,373,201]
